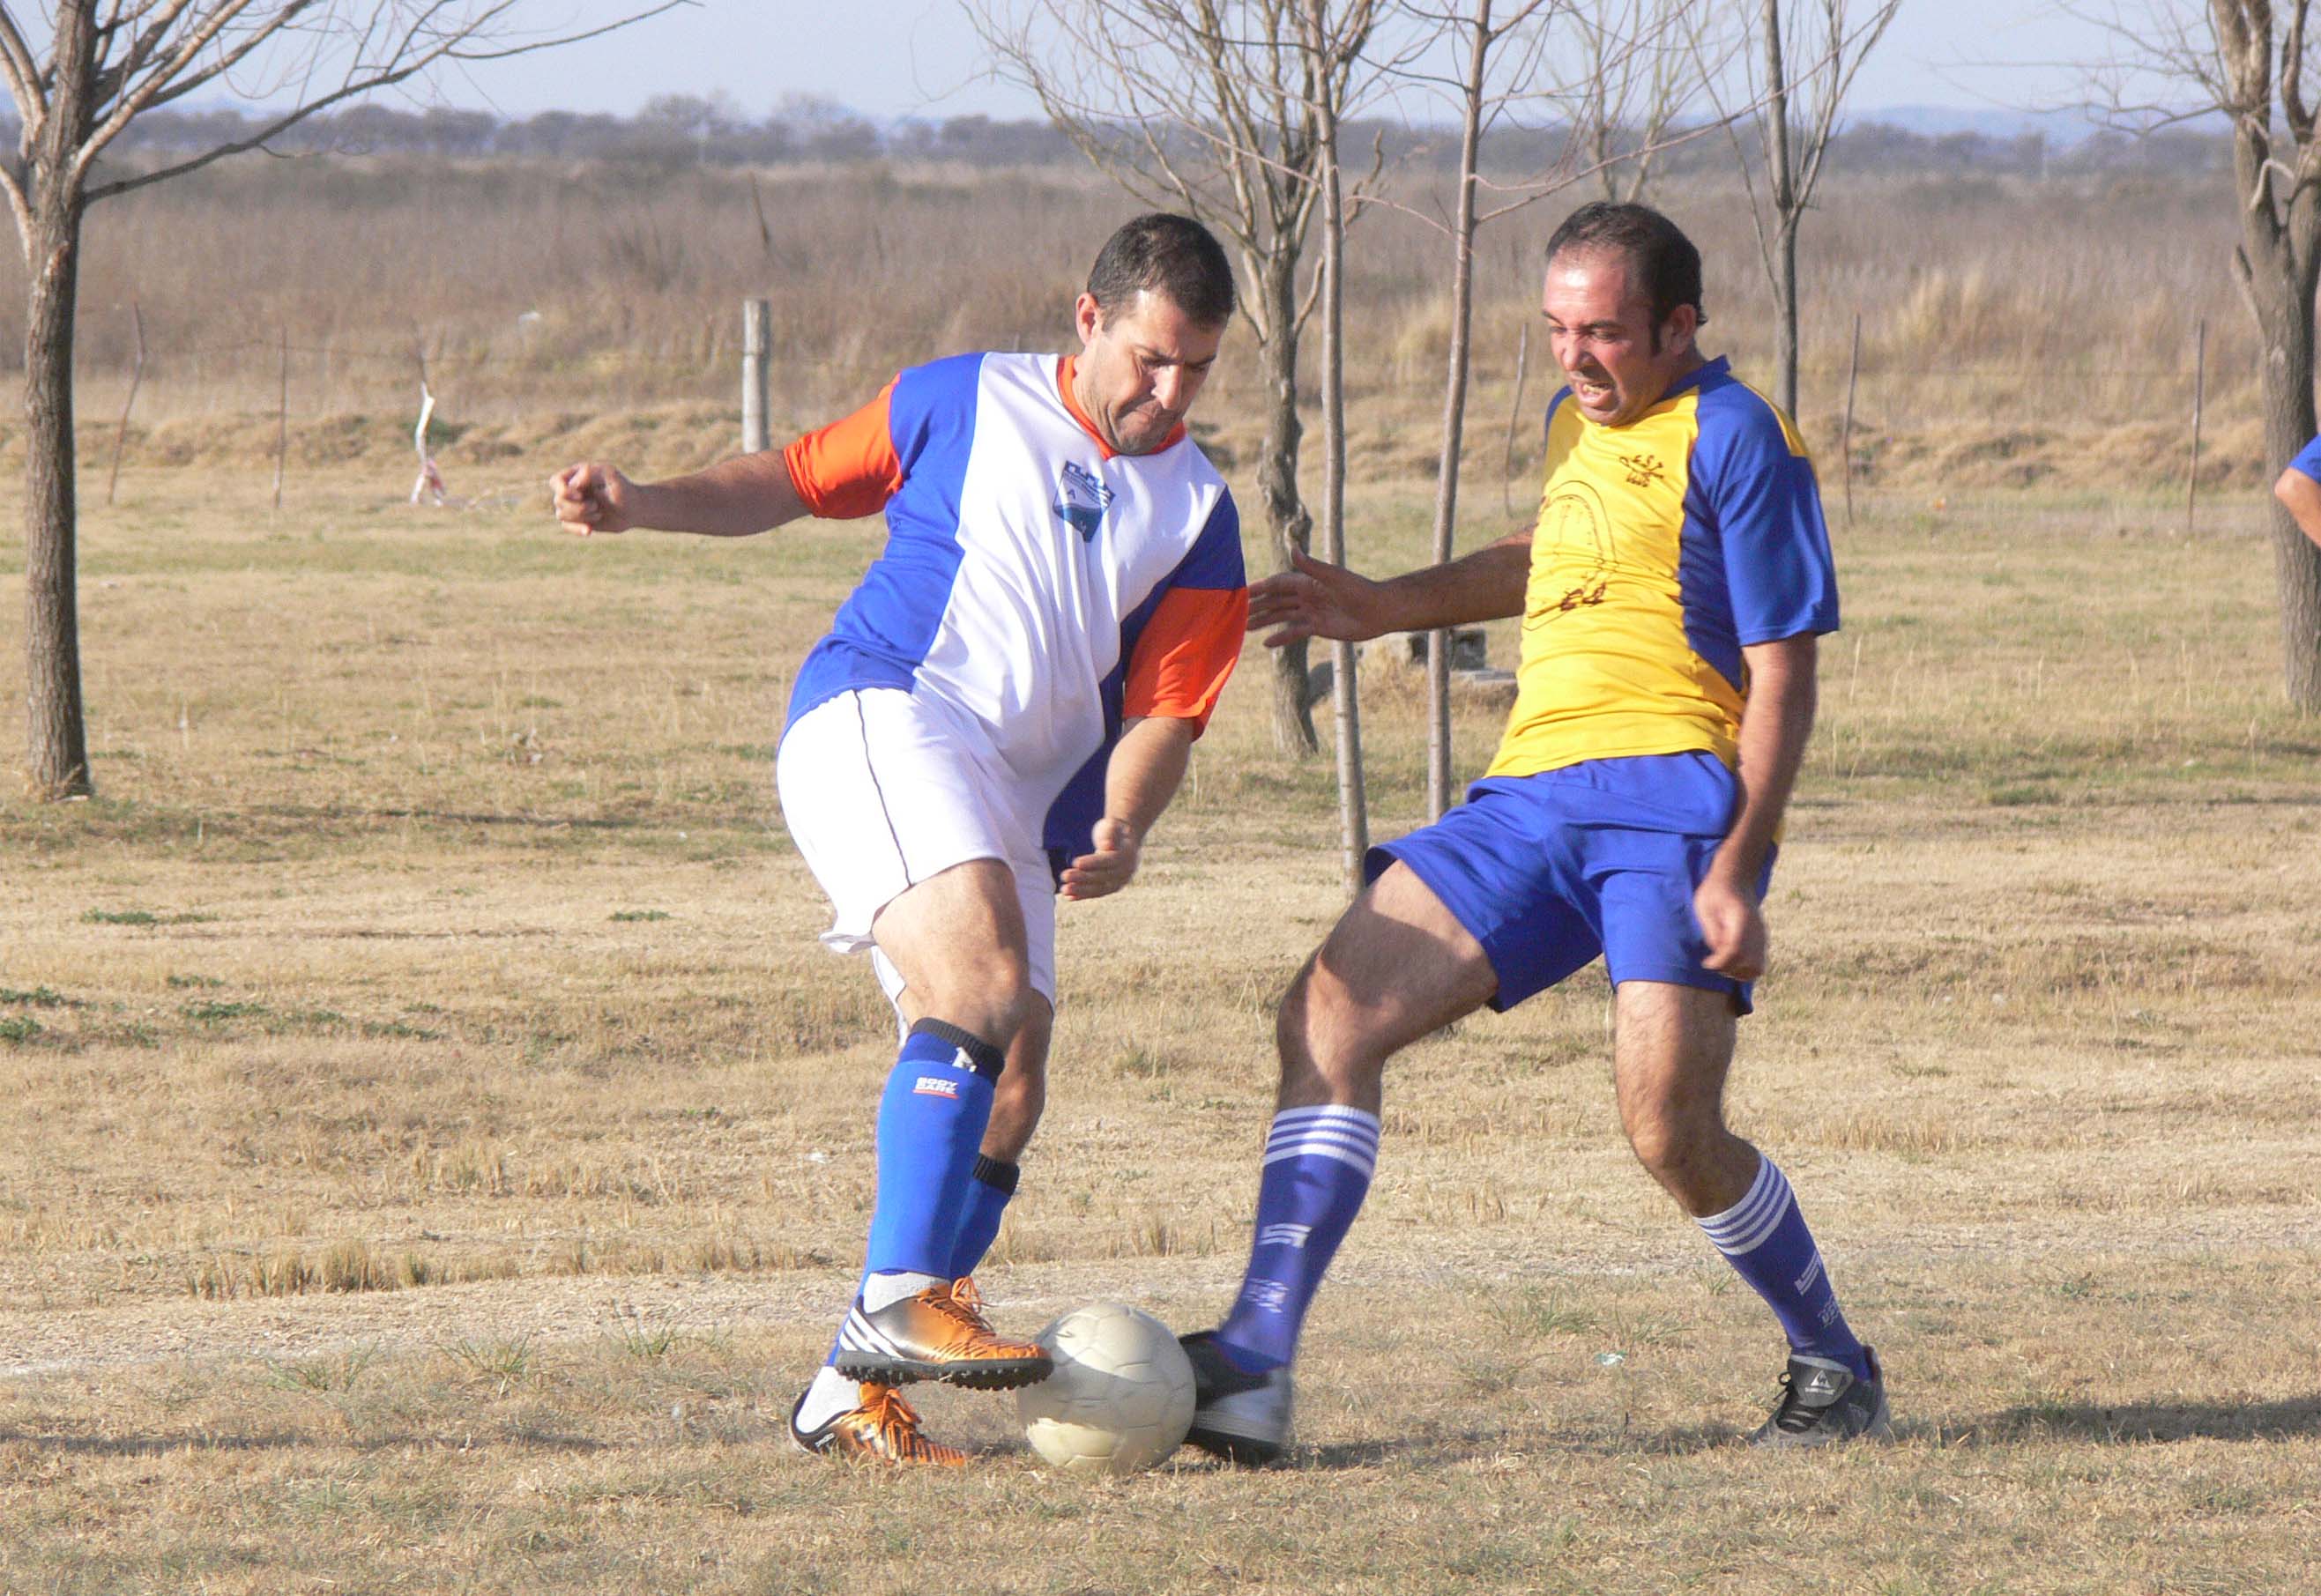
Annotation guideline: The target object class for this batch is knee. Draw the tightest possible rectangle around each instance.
[919,957,1037,1047]
[1621,1098,1726,1186]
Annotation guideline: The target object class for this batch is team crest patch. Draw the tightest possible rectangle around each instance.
[1053,461,1114,542]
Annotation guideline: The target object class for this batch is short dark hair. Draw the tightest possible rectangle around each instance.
[1544,202,1706,330]
[1087,212,1237,328]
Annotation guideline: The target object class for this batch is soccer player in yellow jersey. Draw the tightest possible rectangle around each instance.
[1178,204,1888,1461]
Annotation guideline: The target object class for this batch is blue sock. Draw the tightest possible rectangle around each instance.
[1697,1155,1869,1381]
[860,1019,1003,1281]
[1216,1106,1380,1373]
[948,1154,1019,1278]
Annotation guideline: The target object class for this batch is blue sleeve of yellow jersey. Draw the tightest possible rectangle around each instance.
[1697,403,1841,644]
[2289,434,2321,483]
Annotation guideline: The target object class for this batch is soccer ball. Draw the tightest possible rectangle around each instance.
[1015,1302,1196,1475]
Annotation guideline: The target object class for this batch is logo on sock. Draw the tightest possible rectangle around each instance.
[1241,1280,1291,1315]
[1793,1253,1824,1295]
[1257,1223,1312,1250]
[950,1046,978,1073]
[913,1075,960,1099]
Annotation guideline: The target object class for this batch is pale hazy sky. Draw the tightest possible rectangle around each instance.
[427,1,2134,124]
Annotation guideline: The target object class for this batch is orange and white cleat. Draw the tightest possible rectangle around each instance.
[833,1275,1053,1390]
[788,1381,969,1466]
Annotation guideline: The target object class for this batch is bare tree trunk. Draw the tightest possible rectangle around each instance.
[1308,0,1367,891]
[2256,274,2321,709]
[22,197,92,799]
[20,5,97,800]
[1425,0,1490,822]
[1255,253,1320,754]
[1760,0,1800,419]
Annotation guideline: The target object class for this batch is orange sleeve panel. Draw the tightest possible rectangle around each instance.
[781,379,903,519]
[1124,584,1250,736]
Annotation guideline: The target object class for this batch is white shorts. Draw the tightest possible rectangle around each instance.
[775,687,1060,1006]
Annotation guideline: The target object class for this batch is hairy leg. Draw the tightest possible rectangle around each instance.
[1611,980,1758,1216]
[1277,861,1501,1112]
[873,857,1037,1047]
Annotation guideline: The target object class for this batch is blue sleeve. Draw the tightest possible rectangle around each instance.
[1696,398,1840,644]
[1171,490,1245,590]
[884,352,987,479]
[2288,434,2321,482]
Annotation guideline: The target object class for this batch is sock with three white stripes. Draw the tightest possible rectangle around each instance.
[1216,1104,1382,1373]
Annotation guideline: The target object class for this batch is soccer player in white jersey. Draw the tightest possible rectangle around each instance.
[549,215,1249,1465]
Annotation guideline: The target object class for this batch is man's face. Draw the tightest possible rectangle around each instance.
[1541,248,1698,428]
[1072,288,1224,456]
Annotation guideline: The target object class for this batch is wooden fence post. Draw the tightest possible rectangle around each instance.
[1841,311,1861,531]
[1500,321,1529,518]
[271,327,289,515]
[742,298,771,454]
[2185,316,2206,536]
[106,302,145,507]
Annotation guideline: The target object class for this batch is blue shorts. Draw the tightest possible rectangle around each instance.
[1365,751,1772,1015]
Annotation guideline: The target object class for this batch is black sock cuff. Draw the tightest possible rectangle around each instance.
[907,1017,1005,1081]
[971,1154,1021,1196]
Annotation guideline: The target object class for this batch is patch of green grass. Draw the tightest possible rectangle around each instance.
[608,909,672,923]
[447,1334,536,1396]
[0,1015,43,1044]
[165,973,226,990]
[360,1018,445,1041]
[84,908,216,926]
[0,985,73,1007]
[183,999,270,1022]
[263,1344,381,1393]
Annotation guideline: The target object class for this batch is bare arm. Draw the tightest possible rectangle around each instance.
[548,450,811,539]
[2273,466,2321,552]
[1694,633,1819,982]
[1058,716,1196,902]
[1246,534,1532,647]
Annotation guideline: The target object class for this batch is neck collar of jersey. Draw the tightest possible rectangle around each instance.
[1057,354,1187,460]
[1654,354,1723,405]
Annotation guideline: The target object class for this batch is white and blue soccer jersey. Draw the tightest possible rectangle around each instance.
[779,352,1247,859]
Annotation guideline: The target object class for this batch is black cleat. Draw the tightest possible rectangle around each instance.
[1180,1330,1293,1466]
[1749,1347,1893,1449]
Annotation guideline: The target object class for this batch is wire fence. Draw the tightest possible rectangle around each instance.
[55,301,2268,513]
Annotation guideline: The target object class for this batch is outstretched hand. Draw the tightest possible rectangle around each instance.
[1246,545,1388,648]
[1060,817,1142,902]
[549,462,638,537]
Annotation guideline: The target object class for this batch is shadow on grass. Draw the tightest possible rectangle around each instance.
[1961,1395,2321,1445]
[0,1428,612,1458]
[1286,1422,1749,1470]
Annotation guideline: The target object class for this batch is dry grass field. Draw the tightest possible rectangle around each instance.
[3,426,2319,1592]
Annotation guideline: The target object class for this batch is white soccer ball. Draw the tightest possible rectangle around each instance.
[1015,1302,1196,1475]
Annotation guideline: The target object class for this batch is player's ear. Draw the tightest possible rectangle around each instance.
[1663,303,1699,355]
[1074,292,1105,350]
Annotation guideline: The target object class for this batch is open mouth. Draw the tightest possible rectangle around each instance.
[1569,374,1614,406]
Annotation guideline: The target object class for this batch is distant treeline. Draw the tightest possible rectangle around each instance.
[11,93,2228,178]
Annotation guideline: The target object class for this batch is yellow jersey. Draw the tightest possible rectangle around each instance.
[1486,357,1840,779]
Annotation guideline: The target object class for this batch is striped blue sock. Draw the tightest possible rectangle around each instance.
[1697,1155,1868,1380]
[1216,1105,1381,1373]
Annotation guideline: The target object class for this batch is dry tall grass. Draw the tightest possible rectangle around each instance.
[1,462,2317,1591]
[0,156,2262,496]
